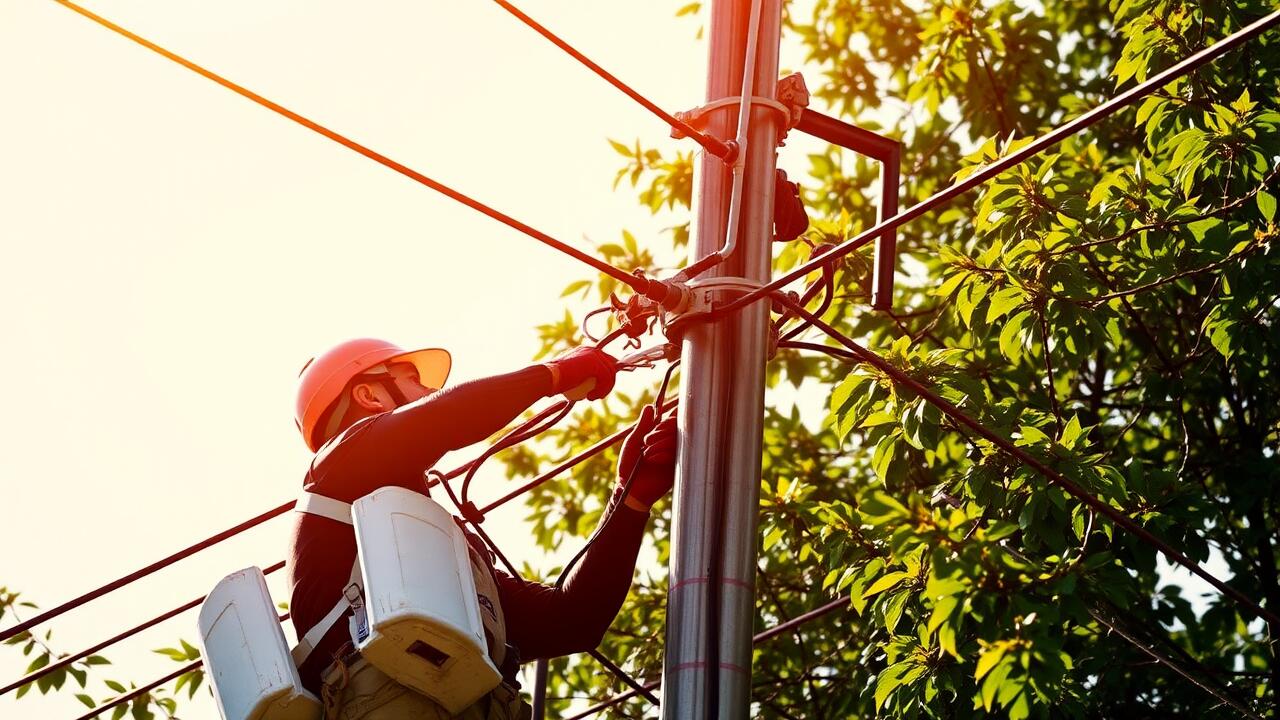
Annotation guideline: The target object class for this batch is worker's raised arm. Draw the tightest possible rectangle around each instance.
[500,407,678,659]
[364,347,619,477]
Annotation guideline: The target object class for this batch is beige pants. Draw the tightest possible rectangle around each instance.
[322,657,531,720]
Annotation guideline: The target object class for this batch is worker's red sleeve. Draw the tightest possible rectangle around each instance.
[497,504,649,659]
[361,365,556,472]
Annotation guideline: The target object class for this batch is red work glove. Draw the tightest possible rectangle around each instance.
[614,405,678,512]
[543,346,618,401]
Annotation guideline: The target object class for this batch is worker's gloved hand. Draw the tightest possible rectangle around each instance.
[544,346,618,401]
[615,405,678,513]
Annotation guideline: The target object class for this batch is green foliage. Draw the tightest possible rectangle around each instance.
[1,588,202,718]
[516,0,1280,717]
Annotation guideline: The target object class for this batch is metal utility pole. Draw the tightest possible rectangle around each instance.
[663,0,784,718]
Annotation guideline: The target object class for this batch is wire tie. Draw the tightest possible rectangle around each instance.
[460,501,486,525]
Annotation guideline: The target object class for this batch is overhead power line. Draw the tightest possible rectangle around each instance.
[490,0,734,160]
[49,0,661,299]
[0,562,286,697]
[0,502,292,644]
[720,8,1280,316]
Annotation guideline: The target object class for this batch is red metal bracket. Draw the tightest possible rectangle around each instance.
[794,108,901,311]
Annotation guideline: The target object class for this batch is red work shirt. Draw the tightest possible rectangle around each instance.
[287,366,648,694]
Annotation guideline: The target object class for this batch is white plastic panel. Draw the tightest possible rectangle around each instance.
[197,567,320,720]
[351,486,500,714]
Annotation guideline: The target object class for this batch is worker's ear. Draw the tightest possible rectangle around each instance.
[351,381,387,413]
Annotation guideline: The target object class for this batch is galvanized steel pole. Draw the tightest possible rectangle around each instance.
[662,1,783,717]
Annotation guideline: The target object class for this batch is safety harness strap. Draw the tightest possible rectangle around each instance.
[292,493,361,667]
[291,560,361,666]
[296,491,353,524]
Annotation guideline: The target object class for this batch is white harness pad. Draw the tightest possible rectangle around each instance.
[292,487,503,714]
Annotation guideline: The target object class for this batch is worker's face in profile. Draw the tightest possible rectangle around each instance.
[354,362,437,414]
[383,362,436,406]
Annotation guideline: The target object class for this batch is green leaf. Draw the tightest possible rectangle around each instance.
[76,693,96,709]
[871,433,900,484]
[607,139,632,157]
[975,645,1006,680]
[1000,310,1032,363]
[1060,415,1084,448]
[927,594,959,635]
[985,286,1024,323]
[863,571,910,599]
[874,663,909,709]
[25,652,50,674]
[1258,190,1277,223]
[981,659,1015,710]
[882,590,910,633]
[105,679,127,693]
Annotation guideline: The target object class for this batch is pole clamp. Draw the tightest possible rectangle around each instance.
[661,276,766,337]
[671,73,810,144]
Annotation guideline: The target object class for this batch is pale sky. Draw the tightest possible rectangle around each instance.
[0,1,833,717]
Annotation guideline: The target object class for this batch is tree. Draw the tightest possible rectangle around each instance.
[519,0,1279,717]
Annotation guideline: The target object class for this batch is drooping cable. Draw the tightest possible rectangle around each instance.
[478,393,678,515]
[49,0,661,299]
[772,293,1280,627]
[0,501,293,644]
[553,362,678,591]
[1,561,286,697]
[489,0,734,160]
[459,399,576,509]
[716,8,1280,315]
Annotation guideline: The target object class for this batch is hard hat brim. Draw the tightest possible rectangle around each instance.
[386,347,452,391]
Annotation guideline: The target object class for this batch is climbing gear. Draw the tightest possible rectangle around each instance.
[198,567,322,720]
[318,656,529,720]
[294,487,504,713]
[296,339,451,452]
[199,487,504,720]
[543,346,617,401]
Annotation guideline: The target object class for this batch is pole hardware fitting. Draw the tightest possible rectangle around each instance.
[637,275,691,313]
[660,276,767,340]
[772,169,809,243]
[793,99,900,311]
[459,500,486,526]
[670,73,810,153]
[616,343,680,372]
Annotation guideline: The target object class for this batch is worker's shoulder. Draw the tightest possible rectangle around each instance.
[312,415,382,464]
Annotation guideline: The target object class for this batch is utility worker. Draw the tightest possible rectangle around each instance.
[288,338,676,720]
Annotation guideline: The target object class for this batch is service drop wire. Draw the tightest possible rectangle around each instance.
[459,399,576,509]
[489,0,733,160]
[50,0,664,301]
[431,468,523,578]
[554,361,679,592]
[771,293,1280,628]
[2,562,287,697]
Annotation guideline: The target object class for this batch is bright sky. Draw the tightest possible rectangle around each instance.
[0,1,835,717]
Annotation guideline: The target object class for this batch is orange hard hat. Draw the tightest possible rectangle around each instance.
[295,338,451,451]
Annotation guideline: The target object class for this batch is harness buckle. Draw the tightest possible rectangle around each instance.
[343,582,364,610]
